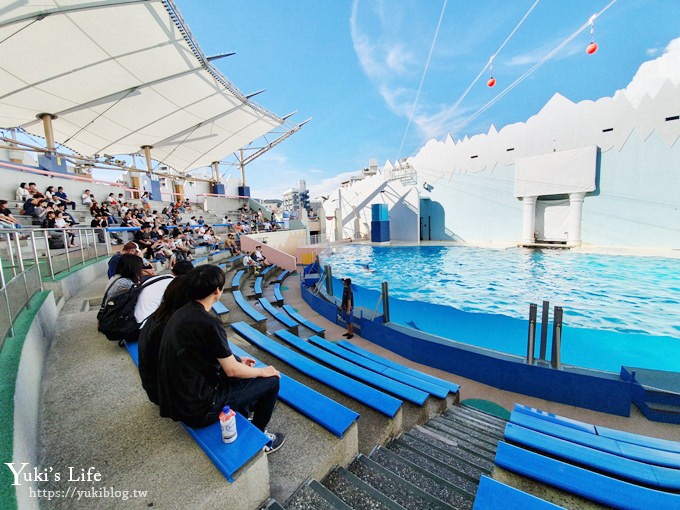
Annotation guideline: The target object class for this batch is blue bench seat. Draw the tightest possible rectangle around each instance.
[308,336,453,400]
[231,269,245,290]
[260,265,276,277]
[337,340,460,394]
[510,411,680,469]
[515,403,680,454]
[597,426,680,455]
[276,270,290,283]
[212,301,229,316]
[495,441,680,509]
[258,298,298,329]
[254,276,263,298]
[273,283,284,305]
[275,330,430,406]
[504,422,680,491]
[229,343,359,438]
[123,341,268,482]
[473,476,563,510]
[231,321,402,417]
[232,291,267,323]
[282,304,325,337]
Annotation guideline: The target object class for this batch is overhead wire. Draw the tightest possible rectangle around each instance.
[451,0,618,136]
[395,0,448,163]
[447,0,541,124]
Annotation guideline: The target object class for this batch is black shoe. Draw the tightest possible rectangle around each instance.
[342,333,350,337]
[346,334,354,339]
[264,431,285,454]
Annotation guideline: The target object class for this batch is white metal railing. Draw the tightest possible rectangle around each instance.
[0,226,114,282]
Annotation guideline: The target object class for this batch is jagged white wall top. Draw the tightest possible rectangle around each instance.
[411,37,680,177]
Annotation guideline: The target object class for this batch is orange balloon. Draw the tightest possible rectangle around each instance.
[487,77,496,87]
[586,42,598,54]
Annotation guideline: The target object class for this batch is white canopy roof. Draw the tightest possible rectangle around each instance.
[0,0,284,173]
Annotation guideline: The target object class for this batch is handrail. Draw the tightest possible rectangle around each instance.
[0,226,113,281]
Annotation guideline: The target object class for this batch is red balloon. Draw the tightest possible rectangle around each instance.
[487,77,496,87]
[586,42,598,54]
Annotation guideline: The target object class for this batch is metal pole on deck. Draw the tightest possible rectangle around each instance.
[526,303,537,365]
[0,255,14,337]
[551,306,563,370]
[325,265,333,295]
[29,231,42,291]
[539,300,549,360]
[382,281,390,323]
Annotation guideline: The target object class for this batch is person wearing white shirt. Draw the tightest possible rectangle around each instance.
[15,183,30,202]
[82,189,93,205]
[133,261,193,325]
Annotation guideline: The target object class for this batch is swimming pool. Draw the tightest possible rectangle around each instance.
[321,245,680,372]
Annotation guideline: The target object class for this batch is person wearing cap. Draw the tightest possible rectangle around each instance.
[341,278,354,339]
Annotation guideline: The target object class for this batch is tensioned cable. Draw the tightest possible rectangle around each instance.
[395,0,448,163]
[447,0,541,124]
[452,0,618,135]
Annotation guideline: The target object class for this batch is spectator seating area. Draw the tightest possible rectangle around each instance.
[488,404,680,509]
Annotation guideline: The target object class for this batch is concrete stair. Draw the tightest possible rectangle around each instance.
[280,404,507,510]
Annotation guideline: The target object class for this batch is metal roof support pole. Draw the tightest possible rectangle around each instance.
[141,145,153,173]
[38,113,58,152]
[211,161,220,184]
[239,149,246,187]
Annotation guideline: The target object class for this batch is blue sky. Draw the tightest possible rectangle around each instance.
[176,0,679,200]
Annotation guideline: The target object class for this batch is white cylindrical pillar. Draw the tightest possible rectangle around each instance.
[521,196,538,244]
[567,192,586,247]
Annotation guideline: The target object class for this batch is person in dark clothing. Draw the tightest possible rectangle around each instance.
[134,223,157,258]
[341,278,354,339]
[137,275,189,405]
[157,265,285,453]
[91,214,123,244]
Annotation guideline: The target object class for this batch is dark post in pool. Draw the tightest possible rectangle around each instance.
[539,300,550,361]
[381,281,390,323]
[551,306,564,370]
[526,303,537,365]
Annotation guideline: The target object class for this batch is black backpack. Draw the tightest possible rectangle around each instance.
[97,276,173,343]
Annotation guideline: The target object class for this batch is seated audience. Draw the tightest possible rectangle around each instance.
[15,183,30,202]
[0,200,23,229]
[54,186,76,210]
[157,265,285,453]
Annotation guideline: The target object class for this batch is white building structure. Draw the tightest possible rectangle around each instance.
[323,38,680,249]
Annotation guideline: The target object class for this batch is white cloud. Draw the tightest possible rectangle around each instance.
[307,170,361,200]
[646,47,662,57]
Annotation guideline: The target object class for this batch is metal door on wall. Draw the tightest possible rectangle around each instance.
[535,198,569,242]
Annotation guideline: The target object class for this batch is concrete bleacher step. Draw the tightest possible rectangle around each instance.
[285,479,353,510]
[381,438,480,497]
[395,433,491,479]
[346,454,455,510]
[425,419,500,454]
[409,423,496,465]
[369,446,475,509]
[443,408,507,436]
[435,414,505,442]
[322,466,405,510]
[453,405,508,427]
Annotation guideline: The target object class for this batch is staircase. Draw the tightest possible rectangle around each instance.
[621,366,680,424]
[280,405,507,510]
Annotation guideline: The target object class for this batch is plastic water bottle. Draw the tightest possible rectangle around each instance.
[219,406,237,444]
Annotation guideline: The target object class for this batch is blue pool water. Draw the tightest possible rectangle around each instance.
[321,245,680,372]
